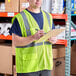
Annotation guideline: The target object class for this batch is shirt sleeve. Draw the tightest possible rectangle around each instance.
[9,18,22,36]
[52,20,55,29]
[52,23,55,29]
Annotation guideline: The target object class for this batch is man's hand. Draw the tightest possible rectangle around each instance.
[48,37,57,44]
[33,30,44,40]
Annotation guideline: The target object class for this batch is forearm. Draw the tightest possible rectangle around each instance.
[12,33,35,46]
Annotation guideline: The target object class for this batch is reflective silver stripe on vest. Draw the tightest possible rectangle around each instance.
[44,11,51,30]
[16,42,51,48]
[20,11,31,36]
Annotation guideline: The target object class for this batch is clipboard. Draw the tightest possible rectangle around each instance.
[36,29,65,43]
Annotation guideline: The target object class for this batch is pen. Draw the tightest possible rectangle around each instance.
[35,29,46,34]
[35,29,39,31]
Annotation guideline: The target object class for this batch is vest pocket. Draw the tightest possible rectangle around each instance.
[23,53,37,60]
[22,47,37,60]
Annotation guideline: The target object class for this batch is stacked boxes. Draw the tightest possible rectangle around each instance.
[41,0,64,13]
[0,43,12,74]
[51,57,65,76]
[51,0,64,14]
[74,0,76,13]
[52,45,65,59]
[71,27,76,39]
[41,0,52,13]
[0,2,5,12]
[71,43,76,74]
[5,0,19,12]
[55,25,65,40]
[2,0,76,13]
[71,0,74,14]
[20,0,29,12]
[51,45,65,76]
[4,0,66,13]
[55,25,76,40]
[5,0,29,12]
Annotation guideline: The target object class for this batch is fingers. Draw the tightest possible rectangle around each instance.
[33,30,44,40]
[37,30,44,37]
[37,30,44,34]
[48,37,57,44]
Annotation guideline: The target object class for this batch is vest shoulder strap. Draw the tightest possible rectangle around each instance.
[43,11,52,30]
[20,11,31,36]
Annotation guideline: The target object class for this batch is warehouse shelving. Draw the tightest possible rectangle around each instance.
[0,12,68,20]
[0,0,75,76]
[0,12,68,46]
[65,0,76,76]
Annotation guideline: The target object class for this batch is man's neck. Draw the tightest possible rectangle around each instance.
[27,7,40,13]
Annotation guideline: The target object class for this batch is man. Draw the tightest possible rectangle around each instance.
[10,0,57,76]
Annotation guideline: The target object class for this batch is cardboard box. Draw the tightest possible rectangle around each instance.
[20,0,29,12]
[71,43,76,74]
[0,2,5,12]
[5,0,19,12]
[0,44,12,74]
[52,45,65,59]
[51,57,65,76]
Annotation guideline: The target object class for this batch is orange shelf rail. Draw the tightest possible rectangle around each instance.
[51,14,68,21]
[0,12,18,17]
[0,35,12,40]
[56,39,67,46]
[0,12,67,21]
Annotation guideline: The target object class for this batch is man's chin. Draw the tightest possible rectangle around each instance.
[35,6,41,9]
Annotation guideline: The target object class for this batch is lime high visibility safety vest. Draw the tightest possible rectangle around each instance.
[12,9,53,73]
